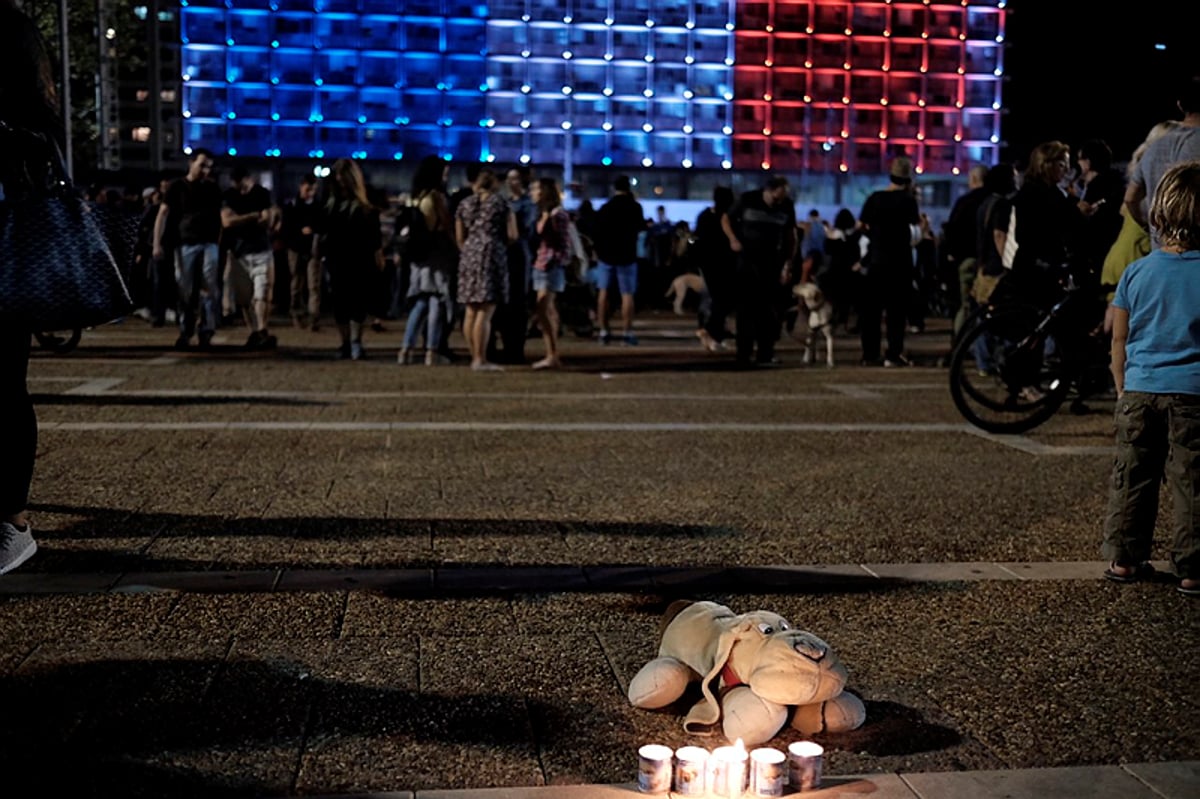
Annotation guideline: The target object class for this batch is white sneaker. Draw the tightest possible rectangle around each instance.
[0,522,37,575]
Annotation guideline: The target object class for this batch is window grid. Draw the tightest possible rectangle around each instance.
[179,0,1002,174]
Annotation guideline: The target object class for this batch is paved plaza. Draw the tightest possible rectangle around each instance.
[1,313,1196,798]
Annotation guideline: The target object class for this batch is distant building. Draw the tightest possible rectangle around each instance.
[100,0,1005,207]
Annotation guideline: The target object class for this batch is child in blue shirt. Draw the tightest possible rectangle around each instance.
[1103,160,1200,596]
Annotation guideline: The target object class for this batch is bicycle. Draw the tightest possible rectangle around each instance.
[947,270,1112,434]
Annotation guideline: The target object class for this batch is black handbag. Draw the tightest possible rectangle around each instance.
[0,122,133,331]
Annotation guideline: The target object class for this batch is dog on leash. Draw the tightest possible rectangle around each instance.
[792,282,835,367]
[664,273,707,316]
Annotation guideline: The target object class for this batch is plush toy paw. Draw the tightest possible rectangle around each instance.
[720,685,788,746]
[628,656,695,709]
[790,691,866,735]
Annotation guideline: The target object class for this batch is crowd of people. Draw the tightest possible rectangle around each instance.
[64,93,1200,377]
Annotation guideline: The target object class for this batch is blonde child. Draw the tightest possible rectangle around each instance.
[1103,160,1200,596]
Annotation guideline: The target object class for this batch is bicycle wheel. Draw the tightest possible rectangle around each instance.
[34,328,82,354]
[948,304,1070,434]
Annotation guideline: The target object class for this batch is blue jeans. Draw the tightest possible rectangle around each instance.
[403,295,445,350]
[175,243,221,337]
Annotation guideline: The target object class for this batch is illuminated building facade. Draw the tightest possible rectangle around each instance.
[179,0,1005,178]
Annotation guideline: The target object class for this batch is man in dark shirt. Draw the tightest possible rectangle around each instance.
[221,166,278,349]
[722,175,797,366]
[858,156,921,366]
[591,175,646,345]
[282,174,321,330]
[944,165,989,334]
[153,149,222,350]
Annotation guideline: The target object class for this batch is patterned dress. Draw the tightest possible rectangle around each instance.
[455,191,510,305]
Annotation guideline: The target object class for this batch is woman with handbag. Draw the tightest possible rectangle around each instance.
[0,0,63,573]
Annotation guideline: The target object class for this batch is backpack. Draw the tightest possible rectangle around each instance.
[395,200,433,264]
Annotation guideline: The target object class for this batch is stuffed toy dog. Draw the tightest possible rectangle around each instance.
[792,282,836,368]
[628,600,865,745]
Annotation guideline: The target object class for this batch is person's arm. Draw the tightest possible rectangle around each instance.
[221,203,262,229]
[720,212,742,252]
[1124,180,1148,228]
[506,209,518,244]
[1109,305,1129,397]
[455,214,466,250]
[151,201,170,259]
[781,215,797,284]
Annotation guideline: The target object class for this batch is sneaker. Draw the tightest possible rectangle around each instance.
[197,332,214,351]
[598,329,611,345]
[0,522,37,575]
[883,355,911,368]
[425,350,450,366]
[1018,385,1045,403]
[292,314,306,330]
[350,341,364,361]
[623,333,639,346]
[260,332,278,350]
[397,347,412,365]
[245,330,265,350]
[173,334,191,351]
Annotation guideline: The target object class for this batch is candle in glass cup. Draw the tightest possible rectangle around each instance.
[749,747,786,796]
[787,740,824,791]
[673,745,709,796]
[637,744,673,793]
[708,740,749,798]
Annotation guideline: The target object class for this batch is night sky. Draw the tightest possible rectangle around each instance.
[1000,0,1200,166]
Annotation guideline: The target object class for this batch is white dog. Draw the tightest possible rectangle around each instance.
[792,282,835,368]
[664,273,707,316]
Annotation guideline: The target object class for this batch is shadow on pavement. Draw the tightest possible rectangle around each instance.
[0,657,572,798]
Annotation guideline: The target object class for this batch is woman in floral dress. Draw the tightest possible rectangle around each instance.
[455,168,516,371]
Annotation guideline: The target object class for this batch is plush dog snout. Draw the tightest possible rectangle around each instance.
[791,636,827,661]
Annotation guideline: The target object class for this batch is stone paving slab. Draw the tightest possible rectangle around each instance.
[901,764,1171,798]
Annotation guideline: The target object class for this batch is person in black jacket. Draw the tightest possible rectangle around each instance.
[0,0,62,573]
[283,174,322,330]
[315,159,383,360]
[591,175,646,346]
[945,165,989,334]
